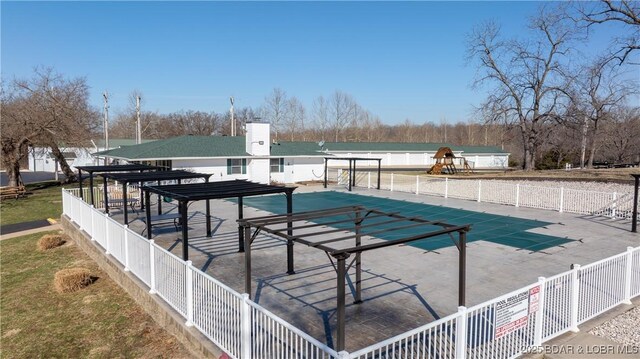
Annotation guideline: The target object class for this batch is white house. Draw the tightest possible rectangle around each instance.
[28,139,155,172]
[94,122,510,184]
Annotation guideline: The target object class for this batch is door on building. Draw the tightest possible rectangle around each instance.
[284,159,294,184]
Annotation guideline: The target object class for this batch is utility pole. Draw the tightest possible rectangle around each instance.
[230,96,235,136]
[136,96,141,144]
[103,91,109,165]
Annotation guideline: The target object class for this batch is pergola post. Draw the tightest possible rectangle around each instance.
[139,170,145,210]
[632,175,639,233]
[336,253,349,352]
[459,230,467,306]
[286,191,295,274]
[244,225,252,297]
[348,160,352,192]
[354,209,362,304]
[238,196,244,252]
[157,180,162,215]
[103,178,110,214]
[123,181,129,225]
[377,159,381,190]
[89,173,96,206]
[352,159,357,187]
[206,178,212,237]
[324,158,328,189]
[181,200,189,261]
[145,190,152,239]
[78,169,84,199]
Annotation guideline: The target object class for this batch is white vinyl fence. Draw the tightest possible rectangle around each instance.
[62,189,340,359]
[334,171,637,221]
[62,188,639,359]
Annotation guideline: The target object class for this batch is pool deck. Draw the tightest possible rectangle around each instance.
[113,184,639,352]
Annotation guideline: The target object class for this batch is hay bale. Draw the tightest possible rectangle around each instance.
[37,234,65,251]
[54,267,93,293]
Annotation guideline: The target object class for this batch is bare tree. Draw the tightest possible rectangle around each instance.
[569,58,636,167]
[1,68,99,185]
[283,97,305,141]
[575,0,640,64]
[262,88,288,142]
[312,96,330,141]
[329,90,357,142]
[467,9,574,170]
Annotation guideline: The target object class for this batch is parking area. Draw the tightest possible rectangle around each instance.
[113,184,638,352]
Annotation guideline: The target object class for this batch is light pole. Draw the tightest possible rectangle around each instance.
[230,96,235,136]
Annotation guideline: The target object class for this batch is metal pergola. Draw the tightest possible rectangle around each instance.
[632,174,639,233]
[238,206,471,351]
[141,180,297,262]
[76,164,161,206]
[324,157,382,191]
[100,170,211,225]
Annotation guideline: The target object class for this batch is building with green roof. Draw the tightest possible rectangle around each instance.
[92,122,509,184]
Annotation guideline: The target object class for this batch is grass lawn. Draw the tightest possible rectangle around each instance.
[0,182,74,226]
[0,231,190,358]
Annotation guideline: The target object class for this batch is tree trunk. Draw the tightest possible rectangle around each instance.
[586,120,599,168]
[48,142,77,183]
[1,139,29,187]
[5,159,23,187]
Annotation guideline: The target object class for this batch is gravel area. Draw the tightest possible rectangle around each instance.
[588,306,640,346]
[483,179,634,194]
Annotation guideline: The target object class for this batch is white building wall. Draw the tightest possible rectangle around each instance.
[29,147,100,172]
[249,158,270,184]
[172,158,249,182]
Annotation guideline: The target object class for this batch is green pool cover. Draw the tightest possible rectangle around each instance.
[237,191,572,252]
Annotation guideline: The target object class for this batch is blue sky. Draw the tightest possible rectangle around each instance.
[1,1,635,125]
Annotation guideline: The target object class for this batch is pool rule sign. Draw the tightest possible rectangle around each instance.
[494,285,540,339]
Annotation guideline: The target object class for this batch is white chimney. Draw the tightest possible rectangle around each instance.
[245,121,270,156]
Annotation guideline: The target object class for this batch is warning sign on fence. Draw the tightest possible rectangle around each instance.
[494,285,540,339]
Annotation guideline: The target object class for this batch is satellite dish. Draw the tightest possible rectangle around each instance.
[318,140,325,147]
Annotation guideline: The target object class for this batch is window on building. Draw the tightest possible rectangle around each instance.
[136,160,172,171]
[227,159,247,175]
[270,158,284,173]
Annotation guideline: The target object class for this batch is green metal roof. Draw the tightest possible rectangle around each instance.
[321,142,507,154]
[453,145,506,154]
[94,138,155,148]
[95,136,248,159]
[94,135,507,160]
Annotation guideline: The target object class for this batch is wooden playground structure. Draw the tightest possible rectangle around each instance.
[428,147,474,175]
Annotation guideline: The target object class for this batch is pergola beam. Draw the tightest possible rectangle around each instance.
[239,206,471,352]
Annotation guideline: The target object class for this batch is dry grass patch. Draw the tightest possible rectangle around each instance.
[37,233,66,251]
[54,267,93,293]
[1,231,191,358]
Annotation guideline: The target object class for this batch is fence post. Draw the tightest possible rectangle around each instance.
[241,293,252,359]
[390,173,394,192]
[570,264,581,332]
[149,240,156,294]
[612,192,617,219]
[623,247,633,305]
[123,225,130,272]
[516,184,520,207]
[455,306,467,359]
[477,180,482,202]
[368,172,371,189]
[337,351,351,359]
[185,261,194,327]
[445,177,449,198]
[534,277,546,347]
[559,187,564,213]
[416,175,420,195]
